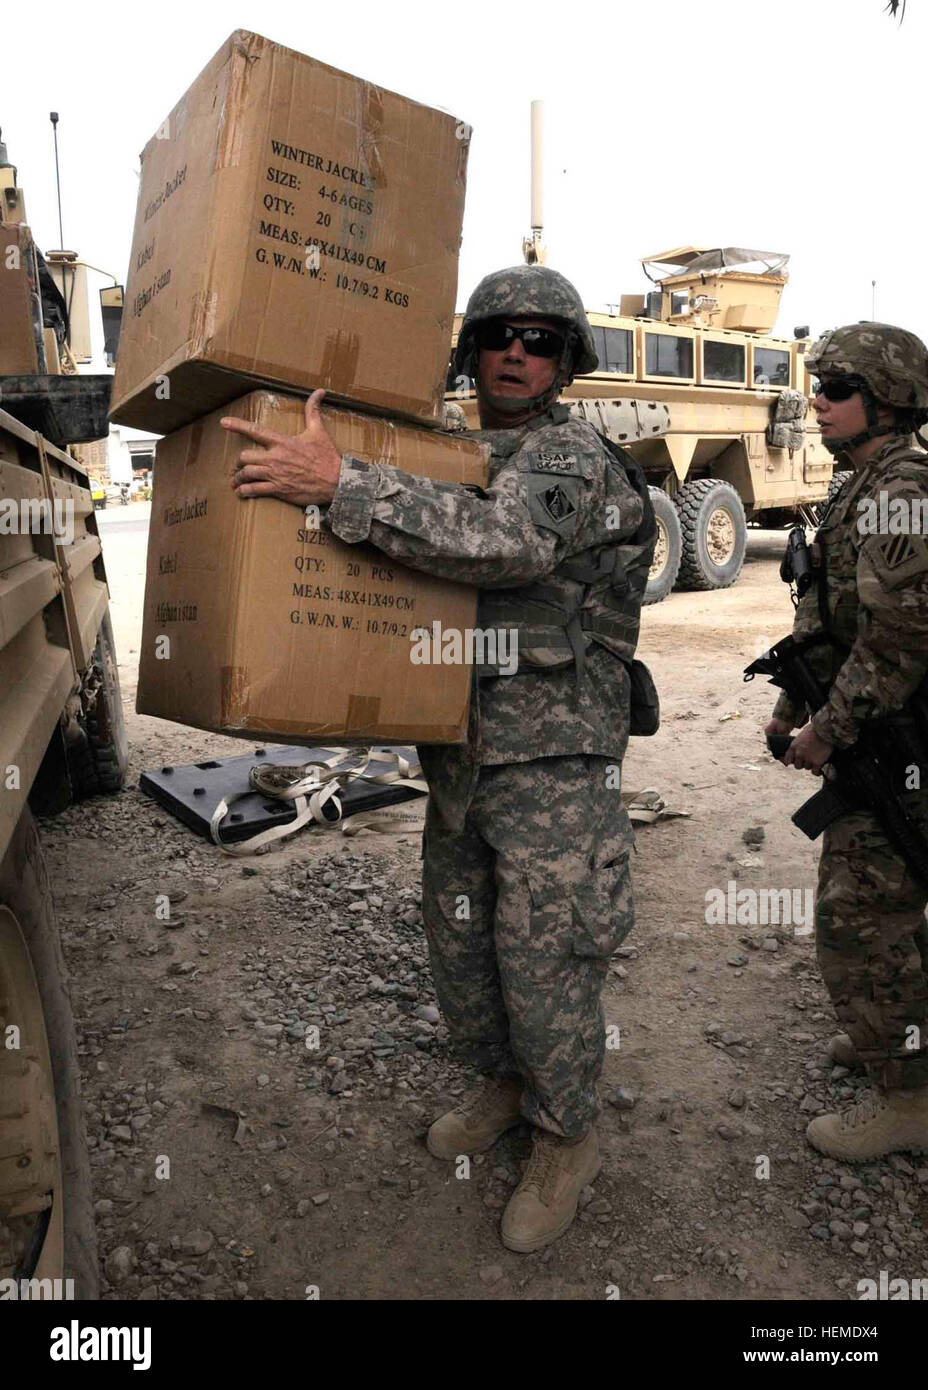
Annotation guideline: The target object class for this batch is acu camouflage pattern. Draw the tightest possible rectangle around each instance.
[420,755,633,1137]
[326,403,649,766]
[452,265,599,379]
[325,402,648,1133]
[805,322,928,408]
[772,434,928,1090]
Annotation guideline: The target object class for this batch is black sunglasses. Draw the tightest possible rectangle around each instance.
[812,377,861,402]
[475,321,566,358]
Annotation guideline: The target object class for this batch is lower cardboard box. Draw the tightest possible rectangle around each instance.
[136,391,489,744]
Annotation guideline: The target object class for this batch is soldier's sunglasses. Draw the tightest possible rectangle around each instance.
[475,321,566,358]
[812,377,861,402]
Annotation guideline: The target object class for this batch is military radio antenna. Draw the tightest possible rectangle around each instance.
[49,112,64,250]
[522,100,547,266]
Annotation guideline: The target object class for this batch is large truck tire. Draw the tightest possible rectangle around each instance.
[0,808,98,1298]
[66,612,128,799]
[644,486,683,605]
[674,477,748,591]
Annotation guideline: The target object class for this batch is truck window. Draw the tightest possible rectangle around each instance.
[703,339,745,384]
[591,326,633,374]
[754,346,790,386]
[645,332,693,378]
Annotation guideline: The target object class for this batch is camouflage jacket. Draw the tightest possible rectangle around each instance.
[325,405,647,764]
[773,436,928,747]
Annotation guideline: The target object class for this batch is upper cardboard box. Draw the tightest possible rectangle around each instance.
[109,30,470,434]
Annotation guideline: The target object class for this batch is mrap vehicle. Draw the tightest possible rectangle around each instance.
[450,245,836,604]
[0,131,125,1299]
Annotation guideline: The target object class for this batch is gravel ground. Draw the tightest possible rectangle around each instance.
[34,512,928,1300]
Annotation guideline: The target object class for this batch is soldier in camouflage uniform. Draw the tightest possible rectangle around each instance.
[222,265,655,1250]
[764,322,928,1160]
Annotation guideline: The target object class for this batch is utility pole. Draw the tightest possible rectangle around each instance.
[871,279,876,320]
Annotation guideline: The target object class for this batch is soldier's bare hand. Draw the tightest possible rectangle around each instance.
[222,390,342,506]
[783,723,833,775]
[764,717,793,738]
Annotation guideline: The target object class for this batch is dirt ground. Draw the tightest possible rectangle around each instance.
[40,503,927,1301]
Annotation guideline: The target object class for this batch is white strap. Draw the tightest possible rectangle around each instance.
[210,747,427,855]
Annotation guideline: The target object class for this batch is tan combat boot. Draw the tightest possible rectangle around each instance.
[806,1085,928,1160]
[500,1127,601,1253]
[826,1033,861,1068]
[426,1078,523,1160]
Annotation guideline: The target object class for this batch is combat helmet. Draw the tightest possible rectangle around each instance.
[806,321,928,452]
[453,265,598,415]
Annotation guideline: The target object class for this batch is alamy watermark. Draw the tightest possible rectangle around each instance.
[0,1276,75,1299]
[705,880,814,934]
[409,621,518,676]
[857,1270,928,1300]
[857,491,928,535]
[0,497,74,546]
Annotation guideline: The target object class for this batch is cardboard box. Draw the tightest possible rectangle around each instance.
[137,391,489,743]
[0,226,41,374]
[110,30,470,435]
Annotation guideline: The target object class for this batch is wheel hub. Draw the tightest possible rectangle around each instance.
[706,507,736,567]
[649,517,669,579]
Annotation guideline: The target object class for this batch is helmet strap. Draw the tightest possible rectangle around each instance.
[480,381,561,416]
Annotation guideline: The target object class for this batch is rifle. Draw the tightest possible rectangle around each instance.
[744,633,928,888]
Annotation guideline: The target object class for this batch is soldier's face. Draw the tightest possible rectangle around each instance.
[813,385,868,443]
[477,316,560,402]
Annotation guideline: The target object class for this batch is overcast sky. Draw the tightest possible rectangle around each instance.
[4,0,925,375]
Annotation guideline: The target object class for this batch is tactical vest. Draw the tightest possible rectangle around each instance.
[473,407,657,682]
[797,437,928,702]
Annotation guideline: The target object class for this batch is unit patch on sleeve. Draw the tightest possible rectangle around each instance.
[880,533,918,570]
[525,473,582,536]
[866,527,928,588]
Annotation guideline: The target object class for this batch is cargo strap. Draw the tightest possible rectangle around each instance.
[209,748,428,856]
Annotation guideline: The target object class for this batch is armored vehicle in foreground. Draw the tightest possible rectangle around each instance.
[0,131,125,1299]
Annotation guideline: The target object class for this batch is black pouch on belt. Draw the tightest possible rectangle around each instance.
[628,658,660,736]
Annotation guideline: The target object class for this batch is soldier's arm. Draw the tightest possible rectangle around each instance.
[324,427,643,588]
[770,691,809,728]
[810,484,928,746]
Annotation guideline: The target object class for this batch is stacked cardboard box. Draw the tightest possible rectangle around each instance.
[138,393,487,743]
[126,33,486,744]
[110,29,470,434]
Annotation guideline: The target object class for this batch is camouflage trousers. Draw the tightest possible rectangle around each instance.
[418,751,634,1138]
[816,792,928,1090]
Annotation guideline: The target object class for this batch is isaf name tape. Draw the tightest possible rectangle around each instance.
[525,450,596,477]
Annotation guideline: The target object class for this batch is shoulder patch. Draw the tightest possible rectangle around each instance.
[881,533,919,570]
[521,448,597,478]
[525,473,583,537]
[864,528,928,589]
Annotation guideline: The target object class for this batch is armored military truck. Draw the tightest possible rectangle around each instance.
[450,246,832,603]
[1,132,125,1299]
